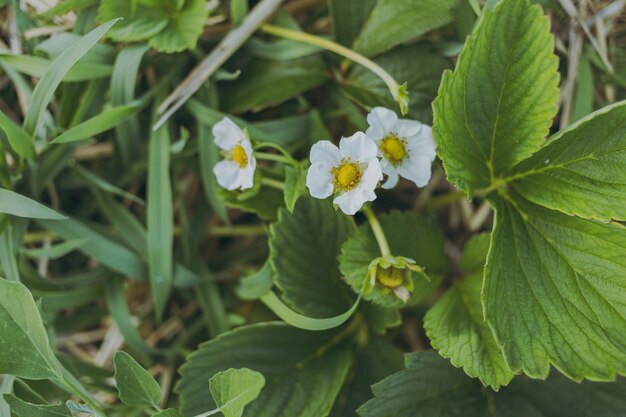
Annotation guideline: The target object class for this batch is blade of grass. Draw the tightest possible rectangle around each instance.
[0,189,66,220]
[22,18,121,136]
[0,110,34,158]
[147,119,174,320]
[0,53,112,82]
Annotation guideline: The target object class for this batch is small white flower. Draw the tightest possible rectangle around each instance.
[306,132,382,215]
[366,107,436,189]
[212,117,256,191]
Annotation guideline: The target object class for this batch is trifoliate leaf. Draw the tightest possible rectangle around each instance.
[0,279,61,380]
[433,0,559,195]
[98,0,208,53]
[425,273,515,390]
[113,351,161,408]
[209,368,265,417]
[270,197,355,317]
[484,195,626,380]
[358,351,626,417]
[510,101,626,221]
[176,323,352,417]
[339,211,447,308]
[354,0,460,57]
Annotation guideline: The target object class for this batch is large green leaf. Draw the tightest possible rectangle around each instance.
[342,44,452,123]
[425,273,514,389]
[339,211,447,308]
[432,0,559,195]
[148,0,208,53]
[113,351,161,408]
[176,323,352,417]
[484,195,626,380]
[0,279,60,380]
[269,197,355,317]
[0,189,66,220]
[209,368,265,417]
[424,233,514,389]
[354,0,460,57]
[0,110,34,158]
[358,351,626,417]
[510,101,626,221]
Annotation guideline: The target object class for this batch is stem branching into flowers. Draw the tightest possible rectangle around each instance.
[362,205,391,257]
[259,24,409,115]
[261,177,286,190]
[255,152,296,165]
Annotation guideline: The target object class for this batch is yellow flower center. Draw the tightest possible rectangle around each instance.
[231,144,248,167]
[332,161,361,191]
[381,134,407,164]
[377,266,405,288]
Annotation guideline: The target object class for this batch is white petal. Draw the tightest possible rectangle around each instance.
[241,136,254,157]
[366,107,398,140]
[306,163,334,199]
[406,125,437,161]
[397,154,433,188]
[393,286,410,302]
[333,188,368,215]
[395,119,423,138]
[213,117,246,150]
[360,159,383,192]
[213,160,242,190]
[381,164,399,189]
[310,140,341,166]
[339,132,378,163]
[237,158,256,190]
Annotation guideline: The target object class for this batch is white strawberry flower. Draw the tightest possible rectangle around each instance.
[212,117,257,191]
[366,107,436,189]
[306,132,382,215]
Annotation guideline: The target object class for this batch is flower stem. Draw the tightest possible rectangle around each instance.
[193,408,221,417]
[261,177,286,190]
[362,206,391,257]
[255,152,296,165]
[259,24,409,115]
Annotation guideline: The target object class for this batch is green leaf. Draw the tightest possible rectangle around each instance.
[269,197,355,317]
[340,211,447,308]
[571,53,594,122]
[484,195,626,380]
[209,368,265,417]
[330,338,403,417]
[327,0,376,47]
[147,121,174,320]
[152,409,183,417]
[20,239,88,260]
[354,0,460,57]
[98,0,169,41]
[230,0,248,25]
[114,351,161,408]
[358,351,487,417]
[424,273,515,390]
[148,0,209,53]
[51,103,141,144]
[458,232,490,274]
[22,18,121,136]
[0,110,34,158]
[0,279,61,380]
[219,188,284,221]
[0,189,66,220]
[509,101,626,221]
[221,57,328,113]
[283,164,307,213]
[3,395,70,417]
[432,0,559,195]
[342,44,452,123]
[176,323,352,417]
[358,351,626,417]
